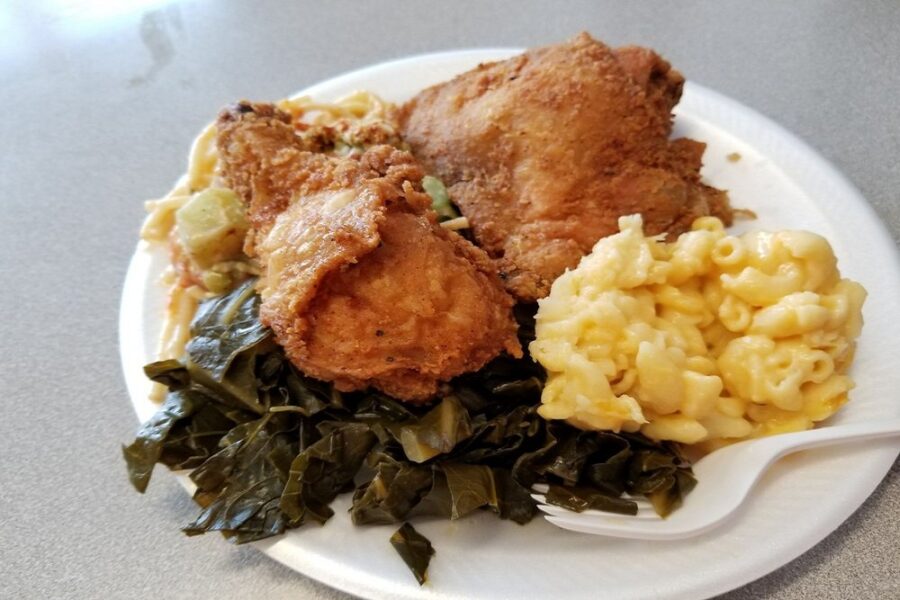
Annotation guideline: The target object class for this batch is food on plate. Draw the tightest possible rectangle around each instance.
[399,33,733,301]
[123,34,868,587]
[171,187,251,293]
[140,93,414,370]
[214,102,521,402]
[531,215,866,452]
[127,79,698,585]
[391,523,435,585]
[123,287,694,569]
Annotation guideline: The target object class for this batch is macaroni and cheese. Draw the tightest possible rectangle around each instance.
[530,215,866,450]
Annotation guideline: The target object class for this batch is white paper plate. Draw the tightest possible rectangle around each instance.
[120,49,900,600]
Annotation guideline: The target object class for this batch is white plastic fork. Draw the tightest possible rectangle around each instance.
[532,419,900,540]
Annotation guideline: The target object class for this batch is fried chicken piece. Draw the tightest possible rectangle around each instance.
[216,102,521,402]
[398,33,732,301]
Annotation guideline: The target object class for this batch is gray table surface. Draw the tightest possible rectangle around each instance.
[2,1,898,598]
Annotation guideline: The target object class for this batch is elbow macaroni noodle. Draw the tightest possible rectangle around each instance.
[530,215,866,450]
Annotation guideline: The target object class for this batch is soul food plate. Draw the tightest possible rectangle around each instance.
[119,49,900,600]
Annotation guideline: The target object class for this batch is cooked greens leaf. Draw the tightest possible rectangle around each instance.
[441,463,499,520]
[400,396,472,463]
[282,367,329,416]
[490,376,543,401]
[541,430,602,484]
[181,412,300,542]
[122,390,207,493]
[544,484,638,516]
[143,359,190,389]
[456,404,541,465]
[647,469,697,517]
[186,278,270,380]
[494,469,538,524]
[279,423,377,525]
[582,433,631,496]
[390,522,435,585]
[627,449,697,517]
[353,393,415,423]
[183,418,292,542]
[351,460,434,525]
[187,349,266,414]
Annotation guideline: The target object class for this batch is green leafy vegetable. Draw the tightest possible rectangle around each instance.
[183,414,296,542]
[122,390,207,492]
[421,175,459,222]
[544,484,638,515]
[186,278,270,381]
[494,469,538,524]
[280,423,377,525]
[627,447,698,517]
[441,463,498,519]
[390,523,435,585]
[350,458,435,525]
[400,396,472,463]
[537,436,698,518]
[124,284,696,583]
[143,359,190,389]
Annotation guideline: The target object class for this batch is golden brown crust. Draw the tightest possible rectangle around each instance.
[614,45,684,121]
[216,103,520,402]
[302,210,520,399]
[398,33,732,301]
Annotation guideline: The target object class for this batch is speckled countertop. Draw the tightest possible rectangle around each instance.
[2,1,898,598]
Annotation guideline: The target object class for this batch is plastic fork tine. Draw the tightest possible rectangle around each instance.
[531,490,661,520]
[536,503,662,520]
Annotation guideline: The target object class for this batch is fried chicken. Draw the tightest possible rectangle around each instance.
[398,33,732,301]
[216,102,521,402]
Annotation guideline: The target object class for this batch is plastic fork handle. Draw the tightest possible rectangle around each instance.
[761,418,900,459]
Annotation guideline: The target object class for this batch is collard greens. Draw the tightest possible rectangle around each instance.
[123,285,695,584]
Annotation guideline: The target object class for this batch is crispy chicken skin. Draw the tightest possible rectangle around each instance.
[614,45,684,119]
[216,103,521,402]
[398,33,732,301]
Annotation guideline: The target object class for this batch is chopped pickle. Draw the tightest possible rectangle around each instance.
[175,188,248,269]
[201,271,232,294]
[422,175,459,222]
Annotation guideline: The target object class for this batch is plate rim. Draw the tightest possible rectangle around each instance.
[119,47,900,600]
